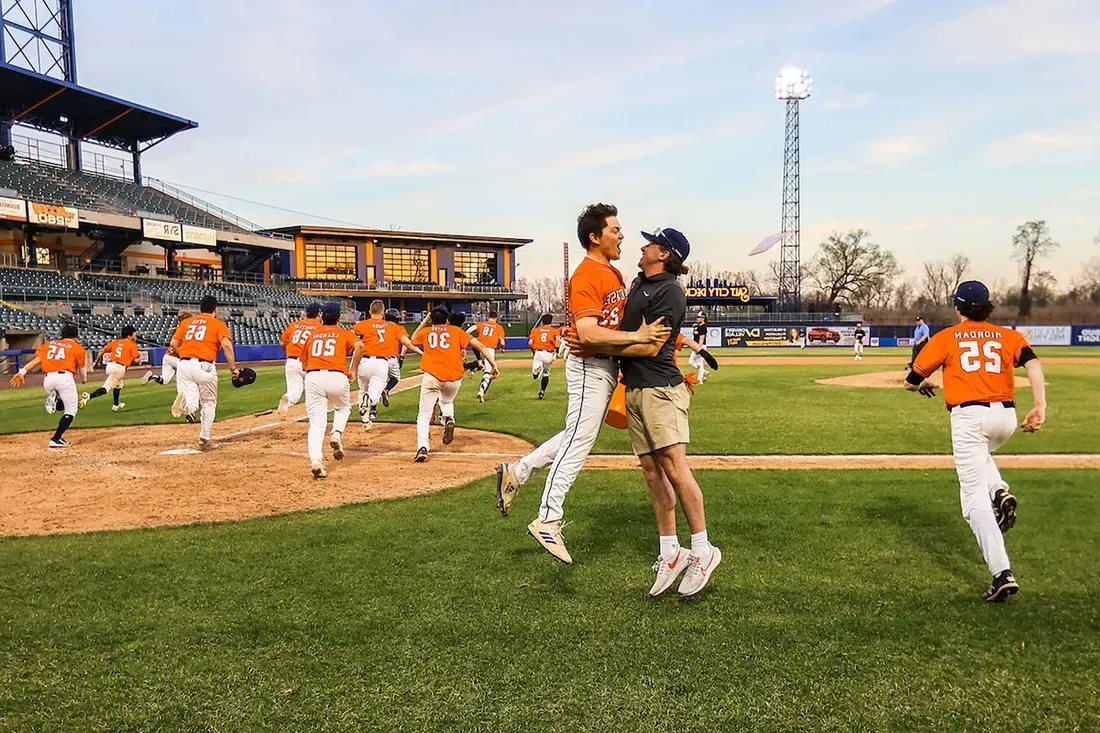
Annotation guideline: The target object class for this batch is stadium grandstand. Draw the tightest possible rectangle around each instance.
[0,1,529,371]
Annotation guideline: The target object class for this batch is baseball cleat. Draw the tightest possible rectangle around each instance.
[381,389,390,408]
[678,546,722,597]
[477,391,485,403]
[414,447,428,462]
[198,437,212,451]
[650,547,692,598]
[442,417,455,445]
[277,395,290,418]
[362,412,374,431]
[538,391,545,400]
[532,372,540,380]
[141,371,154,384]
[45,394,57,414]
[993,488,1017,533]
[171,392,185,419]
[496,462,519,517]
[982,569,1019,602]
[48,438,71,448]
[358,392,369,414]
[79,392,90,409]
[527,518,572,563]
[112,403,125,412]
[185,412,197,424]
[311,463,327,479]
[330,433,345,460]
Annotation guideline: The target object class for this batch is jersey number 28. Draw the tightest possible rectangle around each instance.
[185,323,208,341]
[959,340,1002,373]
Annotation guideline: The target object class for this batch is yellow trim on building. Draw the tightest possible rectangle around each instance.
[503,248,512,287]
[295,234,306,278]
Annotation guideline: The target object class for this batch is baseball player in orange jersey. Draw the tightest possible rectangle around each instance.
[9,324,87,447]
[529,314,560,399]
[353,299,422,430]
[277,302,322,418]
[494,203,670,563]
[169,295,239,450]
[469,311,506,403]
[84,325,140,411]
[143,311,190,386]
[905,280,1047,602]
[410,307,499,462]
[302,302,364,479]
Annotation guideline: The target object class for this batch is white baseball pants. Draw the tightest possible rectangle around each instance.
[416,373,461,451]
[688,351,706,379]
[517,355,617,523]
[950,403,1017,576]
[357,357,390,409]
[305,370,351,465]
[854,342,864,357]
[103,361,127,390]
[160,353,179,384]
[43,371,78,417]
[177,359,219,441]
[284,357,306,405]
[388,356,401,381]
[532,350,554,378]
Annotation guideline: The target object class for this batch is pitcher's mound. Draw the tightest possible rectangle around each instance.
[816,371,1035,389]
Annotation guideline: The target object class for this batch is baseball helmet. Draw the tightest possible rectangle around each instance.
[384,308,401,323]
[232,367,257,388]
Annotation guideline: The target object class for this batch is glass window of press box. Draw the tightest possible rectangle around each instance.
[305,243,358,280]
[454,250,498,286]
[383,247,432,283]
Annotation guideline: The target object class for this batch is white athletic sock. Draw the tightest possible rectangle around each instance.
[660,535,679,558]
[690,530,712,561]
[968,507,1011,576]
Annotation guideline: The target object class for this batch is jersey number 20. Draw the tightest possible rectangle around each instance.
[959,340,1002,373]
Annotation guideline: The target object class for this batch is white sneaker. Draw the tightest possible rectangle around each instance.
[277,395,289,418]
[112,403,125,412]
[495,462,520,517]
[171,392,185,419]
[312,462,327,479]
[141,370,154,384]
[45,393,57,414]
[649,547,692,597]
[677,546,722,597]
[79,392,90,409]
[330,432,345,460]
[527,518,573,564]
[48,438,71,448]
[442,417,455,445]
[362,412,374,431]
[477,392,485,403]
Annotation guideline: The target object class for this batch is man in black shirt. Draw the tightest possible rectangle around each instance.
[690,312,709,381]
[854,321,866,361]
[602,227,721,598]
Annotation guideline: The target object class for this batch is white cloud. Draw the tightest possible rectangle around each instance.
[823,93,874,112]
[934,0,1100,62]
[555,135,695,171]
[983,121,1100,165]
[354,162,459,177]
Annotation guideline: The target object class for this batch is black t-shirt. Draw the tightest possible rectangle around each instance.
[693,321,707,343]
[855,328,865,344]
[618,272,686,389]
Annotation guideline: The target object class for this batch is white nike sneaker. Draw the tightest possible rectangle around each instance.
[330,432,345,460]
[677,546,722,597]
[649,547,692,597]
[171,392,185,419]
[277,395,289,418]
[48,438,71,448]
[45,393,57,414]
[527,518,573,564]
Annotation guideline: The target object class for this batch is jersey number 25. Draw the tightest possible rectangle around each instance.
[959,340,1002,373]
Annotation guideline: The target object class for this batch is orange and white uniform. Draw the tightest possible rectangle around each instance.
[281,318,320,408]
[529,324,561,378]
[911,321,1037,577]
[516,255,629,523]
[171,313,232,441]
[101,338,140,390]
[36,337,86,416]
[353,317,406,409]
[302,325,359,465]
[411,324,473,451]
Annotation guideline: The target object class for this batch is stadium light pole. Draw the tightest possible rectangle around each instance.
[775,67,812,312]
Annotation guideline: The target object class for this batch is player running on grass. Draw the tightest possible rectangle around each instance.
[302,302,364,479]
[468,311,506,403]
[8,324,87,448]
[143,311,190,386]
[528,314,560,400]
[904,280,1047,602]
[276,302,322,419]
[494,203,670,564]
[85,326,140,412]
[169,295,239,450]
[353,300,421,430]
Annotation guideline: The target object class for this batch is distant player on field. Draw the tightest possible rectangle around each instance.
[85,325,141,411]
[169,295,238,450]
[276,302,322,419]
[904,280,1047,602]
[690,312,709,382]
[302,302,363,479]
[469,311,506,403]
[9,324,87,448]
[143,310,190,386]
[853,322,866,361]
[353,299,421,430]
[528,314,560,400]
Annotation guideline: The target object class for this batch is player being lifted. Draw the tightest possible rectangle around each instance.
[528,314,560,400]
[84,325,140,411]
[276,302,322,419]
[143,311,190,387]
[302,302,363,479]
[905,280,1047,602]
[9,324,88,448]
[353,299,422,430]
[468,311,506,403]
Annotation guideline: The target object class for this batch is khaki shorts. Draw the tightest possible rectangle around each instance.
[624,383,691,456]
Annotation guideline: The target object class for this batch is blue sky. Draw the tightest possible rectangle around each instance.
[68,0,1100,289]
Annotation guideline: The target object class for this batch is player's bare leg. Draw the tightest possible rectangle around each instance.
[653,444,721,597]
[639,453,691,597]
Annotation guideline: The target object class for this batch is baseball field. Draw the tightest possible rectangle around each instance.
[2,349,1098,730]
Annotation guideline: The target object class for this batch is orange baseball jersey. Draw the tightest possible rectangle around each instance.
[302,325,358,377]
[104,338,140,367]
[529,324,561,352]
[913,322,1032,408]
[282,319,320,359]
[473,321,506,349]
[353,317,405,359]
[172,313,231,362]
[35,338,86,373]
[569,256,627,329]
[412,324,473,382]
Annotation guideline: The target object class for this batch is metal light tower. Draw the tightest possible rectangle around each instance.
[775,67,812,312]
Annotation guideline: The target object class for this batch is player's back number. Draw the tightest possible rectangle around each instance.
[959,340,1002,373]
[185,323,208,341]
[310,337,338,357]
[427,331,451,349]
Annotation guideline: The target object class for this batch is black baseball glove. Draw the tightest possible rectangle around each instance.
[699,349,719,370]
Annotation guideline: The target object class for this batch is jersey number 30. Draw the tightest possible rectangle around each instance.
[426,331,451,349]
[959,340,1002,373]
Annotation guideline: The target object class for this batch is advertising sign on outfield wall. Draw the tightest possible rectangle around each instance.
[1072,326,1100,346]
[142,219,183,242]
[28,201,79,228]
[1014,325,1071,346]
[0,195,26,222]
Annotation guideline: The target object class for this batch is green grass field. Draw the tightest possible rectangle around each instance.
[1,352,1098,730]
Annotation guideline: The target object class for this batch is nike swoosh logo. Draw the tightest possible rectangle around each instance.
[643,291,650,296]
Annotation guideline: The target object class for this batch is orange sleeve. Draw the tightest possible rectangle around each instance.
[74,344,87,370]
[301,334,312,370]
[570,275,605,321]
[675,333,685,350]
[411,329,425,347]
[218,320,232,345]
[35,343,47,363]
[171,323,186,344]
[129,341,140,364]
[344,331,357,356]
[281,324,293,346]
[390,323,405,342]
[1010,329,1030,366]
[458,328,473,349]
[913,332,948,377]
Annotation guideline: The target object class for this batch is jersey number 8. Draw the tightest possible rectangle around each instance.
[311,338,338,357]
[959,340,1002,373]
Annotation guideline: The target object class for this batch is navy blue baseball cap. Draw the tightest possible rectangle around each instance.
[641,227,691,263]
[321,302,342,319]
[953,280,990,307]
[305,302,322,317]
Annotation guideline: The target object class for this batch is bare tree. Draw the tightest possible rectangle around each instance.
[893,277,916,311]
[920,260,951,305]
[947,253,970,292]
[1011,220,1059,319]
[807,229,900,306]
[515,277,564,316]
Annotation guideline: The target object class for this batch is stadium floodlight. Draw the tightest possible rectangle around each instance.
[775,67,813,100]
